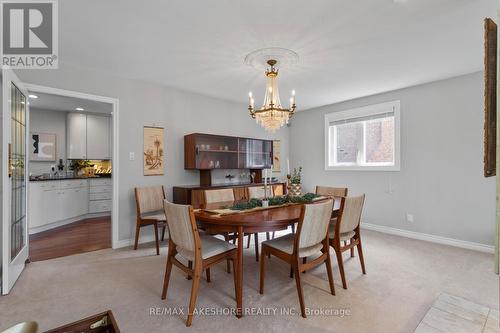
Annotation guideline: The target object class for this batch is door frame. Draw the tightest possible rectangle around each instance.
[24,83,120,249]
[2,68,30,294]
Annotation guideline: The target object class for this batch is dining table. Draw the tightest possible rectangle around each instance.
[193,197,341,317]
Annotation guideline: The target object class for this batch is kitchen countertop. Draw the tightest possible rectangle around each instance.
[29,175,112,182]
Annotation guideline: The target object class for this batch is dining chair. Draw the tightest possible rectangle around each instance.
[329,194,366,289]
[259,199,336,318]
[204,188,245,271]
[134,186,167,255]
[161,200,239,327]
[246,185,280,257]
[315,185,348,197]
[247,185,274,199]
[315,185,354,255]
[204,188,235,203]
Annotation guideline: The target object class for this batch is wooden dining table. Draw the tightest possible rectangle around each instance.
[193,198,341,317]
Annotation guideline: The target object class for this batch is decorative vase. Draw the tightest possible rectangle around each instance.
[289,183,302,196]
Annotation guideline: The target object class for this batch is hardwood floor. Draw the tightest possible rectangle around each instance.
[29,217,111,262]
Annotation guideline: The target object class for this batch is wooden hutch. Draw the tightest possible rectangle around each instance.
[173,133,286,206]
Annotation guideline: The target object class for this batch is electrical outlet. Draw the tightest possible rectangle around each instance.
[129,152,135,161]
[406,213,414,223]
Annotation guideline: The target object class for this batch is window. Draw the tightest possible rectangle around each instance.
[325,101,400,171]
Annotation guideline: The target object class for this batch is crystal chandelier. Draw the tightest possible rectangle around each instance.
[248,59,296,132]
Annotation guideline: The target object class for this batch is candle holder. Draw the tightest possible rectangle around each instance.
[286,174,291,195]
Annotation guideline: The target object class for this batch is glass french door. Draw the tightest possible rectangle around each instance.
[2,68,29,295]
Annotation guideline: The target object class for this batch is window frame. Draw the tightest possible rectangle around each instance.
[324,100,401,171]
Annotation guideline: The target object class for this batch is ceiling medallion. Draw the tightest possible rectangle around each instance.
[246,49,298,133]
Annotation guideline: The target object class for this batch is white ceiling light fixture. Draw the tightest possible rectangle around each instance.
[246,48,298,133]
[75,107,84,111]
[28,94,38,99]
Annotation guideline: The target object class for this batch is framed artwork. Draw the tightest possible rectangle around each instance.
[143,126,164,176]
[272,139,281,172]
[30,132,56,161]
[484,18,497,177]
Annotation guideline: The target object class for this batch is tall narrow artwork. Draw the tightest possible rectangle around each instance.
[143,126,164,176]
[272,139,281,172]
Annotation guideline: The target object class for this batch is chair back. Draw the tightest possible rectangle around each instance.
[135,186,165,214]
[316,186,348,197]
[204,188,235,203]
[163,200,197,252]
[248,186,273,199]
[297,199,334,249]
[338,195,365,234]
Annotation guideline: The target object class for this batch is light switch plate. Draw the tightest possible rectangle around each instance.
[129,152,135,161]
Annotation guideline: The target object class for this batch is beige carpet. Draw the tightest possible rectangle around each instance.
[0,230,498,333]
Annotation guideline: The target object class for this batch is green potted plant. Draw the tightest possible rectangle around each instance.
[69,159,93,176]
[289,166,302,196]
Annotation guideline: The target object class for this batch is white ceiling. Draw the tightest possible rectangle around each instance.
[29,92,113,114]
[58,0,495,110]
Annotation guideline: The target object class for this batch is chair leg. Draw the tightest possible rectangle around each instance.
[186,265,202,327]
[294,264,306,318]
[259,246,267,294]
[154,223,160,255]
[224,234,231,274]
[357,238,367,274]
[291,224,295,233]
[350,239,355,257]
[325,252,336,295]
[206,268,211,282]
[272,231,275,239]
[290,266,294,278]
[161,225,166,241]
[161,245,174,299]
[133,222,141,250]
[187,260,193,280]
[334,245,348,289]
[254,233,259,262]
[246,234,251,248]
[266,232,270,240]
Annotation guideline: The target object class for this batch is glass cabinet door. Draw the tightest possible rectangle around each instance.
[245,139,272,168]
[194,134,238,169]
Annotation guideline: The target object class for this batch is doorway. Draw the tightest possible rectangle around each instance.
[24,85,119,262]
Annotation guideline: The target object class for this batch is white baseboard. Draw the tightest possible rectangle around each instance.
[363,223,494,254]
[114,234,161,249]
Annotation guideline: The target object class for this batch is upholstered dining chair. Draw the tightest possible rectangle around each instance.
[161,200,238,327]
[247,185,274,199]
[134,186,167,255]
[259,199,336,318]
[204,188,235,203]
[329,194,366,289]
[315,185,353,254]
[204,188,242,271]
[246,185,279,258]
[315,185,348,197]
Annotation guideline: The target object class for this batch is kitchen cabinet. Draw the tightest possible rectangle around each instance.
[89,178,112,213]
[29,179,89,231]
[87,115,111,159]
[67,113,87,159]
[67,113,111,160]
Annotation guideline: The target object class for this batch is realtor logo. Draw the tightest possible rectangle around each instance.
[1,0,58,69]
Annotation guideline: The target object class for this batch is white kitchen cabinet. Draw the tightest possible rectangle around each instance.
[86,115,111,159]
[66,113,111,160]
[89,178,112,213]
[67,113,87,159]
[29,180,89,232]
